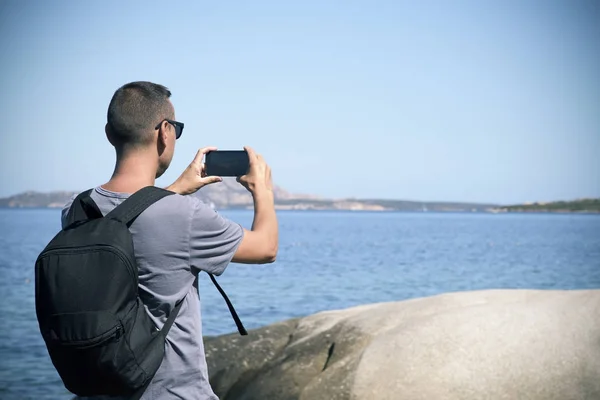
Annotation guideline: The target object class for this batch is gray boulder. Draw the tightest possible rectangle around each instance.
[204,289,600,400]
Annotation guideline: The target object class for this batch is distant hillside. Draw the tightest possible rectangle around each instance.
[3,187,596,213]
[0,191,79,208]
[0,181,317,210]
[352,198,497,212]
[0,181,314,209]
[195,178,321,208]
[0,183,499,212]
[499,198,600,213]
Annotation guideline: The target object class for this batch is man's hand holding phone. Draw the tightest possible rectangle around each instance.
[168,146,273,197]
[169,145,277,263]
[167,146,222,195]
[237,146,273,195]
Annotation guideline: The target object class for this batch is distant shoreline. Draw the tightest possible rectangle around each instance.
[0,190,598,214]
[2,206,599,215]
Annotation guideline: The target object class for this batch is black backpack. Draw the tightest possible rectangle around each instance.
[35,186,247,399]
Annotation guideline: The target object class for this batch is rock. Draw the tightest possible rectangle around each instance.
[204,289,600,400]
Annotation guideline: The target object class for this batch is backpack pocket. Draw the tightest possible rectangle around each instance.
[43,311,135,396]
[44,310,122,346]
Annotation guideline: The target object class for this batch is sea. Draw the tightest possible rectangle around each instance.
[1,208,599,399]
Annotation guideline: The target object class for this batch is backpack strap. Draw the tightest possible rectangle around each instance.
[160,296,185,338]
[105,186,174,226]
[65,189,103,226]
[208,273,248,336]
[130,296,185,400]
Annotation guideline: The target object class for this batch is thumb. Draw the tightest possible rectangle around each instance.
[192,149,204,166]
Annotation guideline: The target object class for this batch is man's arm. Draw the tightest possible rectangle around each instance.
[231,147,278,264]
[232,189,278,264]
[167,145,278,265]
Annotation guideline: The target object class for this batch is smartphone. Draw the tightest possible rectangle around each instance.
[205,150,250,177]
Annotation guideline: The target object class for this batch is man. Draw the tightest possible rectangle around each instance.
[62,81,278,399]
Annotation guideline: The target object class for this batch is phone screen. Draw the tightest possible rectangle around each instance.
[205,150,250,177]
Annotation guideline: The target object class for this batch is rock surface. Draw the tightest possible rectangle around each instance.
[204,289,600,400]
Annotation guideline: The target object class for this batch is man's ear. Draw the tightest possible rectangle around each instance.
[157,120,170,147]
[157,120,169,155]
[105,123,116,146]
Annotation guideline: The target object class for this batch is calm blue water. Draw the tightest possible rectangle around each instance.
[0,209,599,399]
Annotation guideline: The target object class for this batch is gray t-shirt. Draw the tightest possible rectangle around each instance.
[62,186,244,400]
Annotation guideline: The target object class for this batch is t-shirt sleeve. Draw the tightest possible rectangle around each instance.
[61,194,78,229]
[188,198,244,276]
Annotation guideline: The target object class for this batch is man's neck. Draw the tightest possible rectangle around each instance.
[102,153,158,194]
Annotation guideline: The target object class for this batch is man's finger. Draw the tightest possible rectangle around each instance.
[243,146,257,162]
[194,146,218,163]
[200,176,222,185]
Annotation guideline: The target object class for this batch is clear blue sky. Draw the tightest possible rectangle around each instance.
[1,0,598,204]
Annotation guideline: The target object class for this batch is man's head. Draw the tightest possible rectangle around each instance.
[106,81,182,178]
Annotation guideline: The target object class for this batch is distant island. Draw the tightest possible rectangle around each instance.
[499,198,600,213]
[0,182,598,213]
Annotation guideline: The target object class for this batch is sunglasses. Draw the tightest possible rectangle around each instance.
[156,119,184,139]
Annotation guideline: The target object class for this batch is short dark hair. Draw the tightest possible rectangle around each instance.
[107,81,173,147]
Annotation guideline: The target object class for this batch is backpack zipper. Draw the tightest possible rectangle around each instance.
[54,323,123,349]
